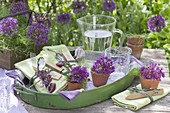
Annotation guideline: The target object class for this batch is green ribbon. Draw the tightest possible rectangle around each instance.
[128,87,154,103]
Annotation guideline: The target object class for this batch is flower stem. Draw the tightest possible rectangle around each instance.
[29,80,41,89]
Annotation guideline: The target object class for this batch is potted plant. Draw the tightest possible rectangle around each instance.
[67,66,89,91]
[91,56,115,87]
[140,61,165,89]
[126,34,145,59]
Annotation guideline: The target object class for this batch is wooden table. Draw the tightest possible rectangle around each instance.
[20,49,170,113]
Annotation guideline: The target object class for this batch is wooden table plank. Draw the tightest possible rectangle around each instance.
[20,48,170,113]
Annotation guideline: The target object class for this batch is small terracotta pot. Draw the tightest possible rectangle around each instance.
[67,81,82,91]
[127,36,144,45]
[140,76,160,89]
[91,70,110,87]
[127,43,144,59]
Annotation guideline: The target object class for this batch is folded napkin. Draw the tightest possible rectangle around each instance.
[111,84,170,111]
[14,45,69,93]
[58,89,84,101]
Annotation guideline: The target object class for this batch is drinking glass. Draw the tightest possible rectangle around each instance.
[105,46,132,74]
[0,77,10,112]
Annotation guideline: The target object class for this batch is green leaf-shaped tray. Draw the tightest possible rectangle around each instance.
[14,45,140,109]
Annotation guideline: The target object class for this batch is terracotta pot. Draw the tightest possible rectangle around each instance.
[127,36,144,45]
[127,43,144,59]
[140,76,160,89]
[67,81,82,91]
[91,70,110,87]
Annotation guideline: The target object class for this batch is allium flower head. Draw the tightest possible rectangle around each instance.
[57,13,71,24]
[72,0,86,13]
[29,13,51,28]
[36,70,52,88]
[10,1,27,14]
[0,17,18,36]
[92,56,115,75]
[147,15,165,32]
[140,61,165,81]
[102,0,116,11]
[69,66,89,83]
[27,23,49,46]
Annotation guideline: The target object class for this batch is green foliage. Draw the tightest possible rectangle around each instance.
[1,0,170,71]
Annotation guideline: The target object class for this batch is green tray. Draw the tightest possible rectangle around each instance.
[14,68,139,109]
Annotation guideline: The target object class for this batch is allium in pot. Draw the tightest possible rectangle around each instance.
[67,66,89,91]
[91,56,115,87]
[140,61,165,89]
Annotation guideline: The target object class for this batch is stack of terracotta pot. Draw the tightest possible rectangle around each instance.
[126,35,144,59]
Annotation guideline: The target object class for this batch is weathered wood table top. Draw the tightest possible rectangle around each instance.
[20,48,170,113]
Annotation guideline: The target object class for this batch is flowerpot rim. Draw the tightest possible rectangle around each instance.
[126,34,145,38]
[91,69,110,76]
[126,42,144,46]
[140,76,160,82]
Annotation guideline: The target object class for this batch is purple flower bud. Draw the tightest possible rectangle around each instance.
[36,70,52,88]
[69,66,89,83]
[92,56,115,75]
[27,23,49,46]
[0,17,18,36]
[147,15,165,32]
[57,13,71,24]
[140,61,165,81]
[72,0,86,13]
[102,0,116,11]
[29,13,51,28]
[10,1,27,14]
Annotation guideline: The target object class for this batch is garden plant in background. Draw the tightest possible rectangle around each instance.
[140,61,165,89]
[10,0,28,14]
[27,13,51,54]
[0,16,29,57]
[0,0,169,72]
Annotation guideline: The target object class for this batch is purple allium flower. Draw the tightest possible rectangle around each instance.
[92,56,115,75]
[69,66,89,83]
[29,13,51,28]
[140,61,165,81]
[72,0,86,13]
[147,15,165,32]
[27,23,49,46]
[102,0,116,11]
[57,13,71,24]
[35,70,52,88]
[10,1,27,14]
[0,17,18,36]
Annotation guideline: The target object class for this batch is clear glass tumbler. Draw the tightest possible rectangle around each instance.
[0,77,10,112]
[105,46,132,74]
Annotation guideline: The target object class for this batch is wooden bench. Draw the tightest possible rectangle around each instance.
[20,48,170,113]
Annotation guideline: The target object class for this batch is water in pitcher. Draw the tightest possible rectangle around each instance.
[84,30,112,51]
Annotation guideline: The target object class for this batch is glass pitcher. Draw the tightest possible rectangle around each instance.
[77,14,123,52]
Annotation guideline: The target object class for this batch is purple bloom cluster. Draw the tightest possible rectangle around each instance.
[29,13,51,28]
[36,70,52,88]
[27,23,49,46]
[140,61,165,81]
[72,0,86,13]
[147,15,165,32]
[57,13,71,24]
[10,1,27,14]
[0,17,18,36]
[102,0,116,11]
[69,66,89,83]
[92,56,115,75]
